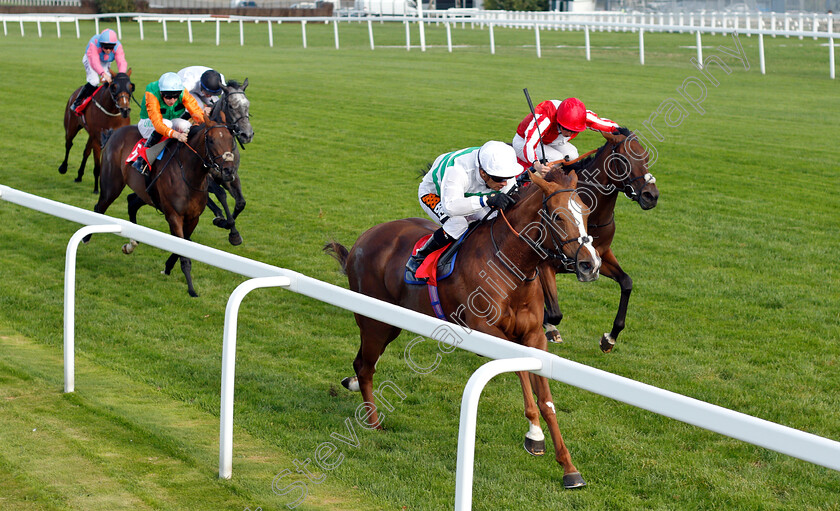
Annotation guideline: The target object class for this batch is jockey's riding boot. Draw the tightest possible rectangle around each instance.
[132,133,163,176]
[71,83,97,114]
[131,157,148,176]
[406,228,453,274]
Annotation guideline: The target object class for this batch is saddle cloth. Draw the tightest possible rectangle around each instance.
[73,85,104,115]
[404,234,460,286]
[125,138,169,168]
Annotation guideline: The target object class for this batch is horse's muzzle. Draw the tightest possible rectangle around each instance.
[120,108,131,119]
[639,185,659,210]
[576,260,600,283]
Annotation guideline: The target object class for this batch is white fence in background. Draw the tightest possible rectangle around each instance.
[2,185,840,510]
[0,10,836,77]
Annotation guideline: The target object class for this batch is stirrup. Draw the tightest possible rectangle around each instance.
[405,255,424,275]
[132,159,148,176]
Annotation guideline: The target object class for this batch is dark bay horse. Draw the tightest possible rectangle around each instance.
[541,129,659,352]
[325,170,600,489]
[86,119,237,297]
[205,79,253,246]
[60,70,134,193]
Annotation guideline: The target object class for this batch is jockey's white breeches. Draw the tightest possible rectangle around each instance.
[82,55,111,86]
[512,133,579,165]
[137,118,191,140]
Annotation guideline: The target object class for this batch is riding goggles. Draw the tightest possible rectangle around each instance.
[161,91,181,100]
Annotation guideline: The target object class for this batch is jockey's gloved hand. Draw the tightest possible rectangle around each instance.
[486,192,515,211]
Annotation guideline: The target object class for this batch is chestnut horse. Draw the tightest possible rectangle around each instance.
[325,169,600,489]
[540,129,659,352]
[59,70,134,193]
[85,119,237,297]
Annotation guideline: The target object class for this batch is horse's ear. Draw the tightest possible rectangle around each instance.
[202,112,212,125]
[242,78,248,90]
[219,110,227,123]
[602,130,620,144]
[126,67,132,77]
[528,170,552,195]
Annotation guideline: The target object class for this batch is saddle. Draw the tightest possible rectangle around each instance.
[125,138,170,180]
[404,229,470,286]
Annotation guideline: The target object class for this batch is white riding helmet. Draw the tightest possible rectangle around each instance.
[477,141,520,179]
[158,72,184,93]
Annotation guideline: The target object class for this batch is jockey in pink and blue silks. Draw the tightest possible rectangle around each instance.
[71,29,128,114]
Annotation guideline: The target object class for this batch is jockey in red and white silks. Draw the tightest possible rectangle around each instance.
[513,98,618,170]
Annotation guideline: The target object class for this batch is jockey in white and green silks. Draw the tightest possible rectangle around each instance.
[407,141,521,274]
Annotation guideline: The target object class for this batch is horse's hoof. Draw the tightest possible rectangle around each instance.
[546,330,564,344]
[121,244,133,254]
[212,217,227,228]
[562,472,586,489]
[599,333,615,353]
[228,232,242,246]
[524,437,546,456]
[189,290,199,298]
[58,164,67,175]
[74,177,82,183]
[341,377,360,392]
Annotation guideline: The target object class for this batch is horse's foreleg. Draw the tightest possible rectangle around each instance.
[228,178,246,220]
[516,371,545,456]
[538,263,564,344]
[121,193,145,254]
[75,137,93,184]
[599,250,632,353]
[176,217,201,297]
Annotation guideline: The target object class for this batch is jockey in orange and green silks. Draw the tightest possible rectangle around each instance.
[132,72,206,175]
[138,72,205,143]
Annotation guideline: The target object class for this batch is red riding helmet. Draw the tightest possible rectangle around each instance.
[555,97,587,132]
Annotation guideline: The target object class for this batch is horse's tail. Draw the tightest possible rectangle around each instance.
[101,128,114,148]
[416,162,432,180]
[323,241,349,275]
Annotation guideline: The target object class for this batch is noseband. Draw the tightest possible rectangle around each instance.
[609,135,656,202]
[491,188,593,281]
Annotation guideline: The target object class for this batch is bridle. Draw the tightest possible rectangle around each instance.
[178,124,237,190]
[491,186,593,281]
[216,90,250,148]
[94,76,132,117]
[574,135,656,203]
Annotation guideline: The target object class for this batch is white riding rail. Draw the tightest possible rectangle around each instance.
[2,184,839,511]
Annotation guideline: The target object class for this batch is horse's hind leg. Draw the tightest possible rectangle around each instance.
[60,117,82,175]
[343,315,402,429]
[75,137,93,184]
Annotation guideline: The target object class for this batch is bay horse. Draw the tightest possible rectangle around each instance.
[541,129,659,352]
[205,79,253,246]
[325,169,600,489]
[59,70,134,193]
[85,118,237,297]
